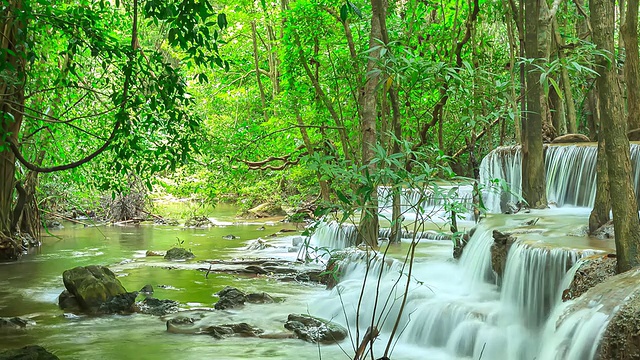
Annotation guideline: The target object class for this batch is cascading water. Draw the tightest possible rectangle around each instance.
[310,210,611,359]
[378,184,475,222]
[481,143,640,213]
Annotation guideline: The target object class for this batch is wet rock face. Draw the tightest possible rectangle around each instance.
[0,345,59,360]
[597,293,640,360]
[563,255,617,301]
[490,230,515,284]
[164,247,195,261]
[284,314,348,344]
[61,265,134,314]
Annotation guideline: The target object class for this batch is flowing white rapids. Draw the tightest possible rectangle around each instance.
[480,143,640,213]
[307,214,608,360]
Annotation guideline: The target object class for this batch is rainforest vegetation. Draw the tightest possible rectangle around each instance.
[1,0,640,264]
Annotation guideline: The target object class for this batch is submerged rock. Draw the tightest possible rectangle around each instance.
[166,316,263,339]
[0,317,29,330]
[222,234,239,240]
[0,345,59,360]
[284,314,347,344]
[214,286,275,310]
[202,323,264,339]
[164,247,195,261]
[60,265,134,314]
[245,238,272,251]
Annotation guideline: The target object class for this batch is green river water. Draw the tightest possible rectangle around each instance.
[0,205,353,360]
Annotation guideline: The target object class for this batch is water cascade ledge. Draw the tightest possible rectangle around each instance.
[310,214,609,359]
[480,143,640,213]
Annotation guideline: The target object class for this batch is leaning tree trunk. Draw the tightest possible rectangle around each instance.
[0,0,27,258]
[522,0,548,209]
[591,0,640,273]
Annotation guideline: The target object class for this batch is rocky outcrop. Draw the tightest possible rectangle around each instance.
[60,265,135,314]
[284,314,347,344]
[490,230,516,284]
[0,345,59,360]
[164,247,195,261]
[562,254,617,301]
[550,133,591,143]
[550,268,640,360]
[214,286,274,310]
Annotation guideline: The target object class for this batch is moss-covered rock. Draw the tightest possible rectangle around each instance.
[164,247,195,261]
[61,265,133,314]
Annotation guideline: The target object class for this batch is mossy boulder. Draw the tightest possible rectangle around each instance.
[60,265,134,314]
[164,247,195,261]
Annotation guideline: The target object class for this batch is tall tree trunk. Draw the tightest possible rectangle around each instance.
[591,0,640,272]
[522,0,548,209]
[0,0,26,257]
[590,120,611,233]
[357,0,385,247]
[622,0,640,139]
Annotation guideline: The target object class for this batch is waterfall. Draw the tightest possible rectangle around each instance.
[309,221,358,250]
[378,184,475,221]
[310,211,611,359]
[500,242,589,328]
[480,143,640,213]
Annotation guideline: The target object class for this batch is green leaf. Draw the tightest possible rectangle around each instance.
[340,4,348,22]
[217,13,228,30]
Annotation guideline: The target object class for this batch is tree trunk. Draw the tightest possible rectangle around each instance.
[522,0,548,209]
[0,0,26,257]
[357,0,385,247]
[622,0,640,139]
[590,122,611,233]
[591,0,640,272]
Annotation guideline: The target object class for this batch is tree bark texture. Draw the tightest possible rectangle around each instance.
[357,0,385,247]
[591,0,640,272]
[622,0,640,139]
[590,127,611,233]
[0,0,26,243]
[522,0,548,209]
